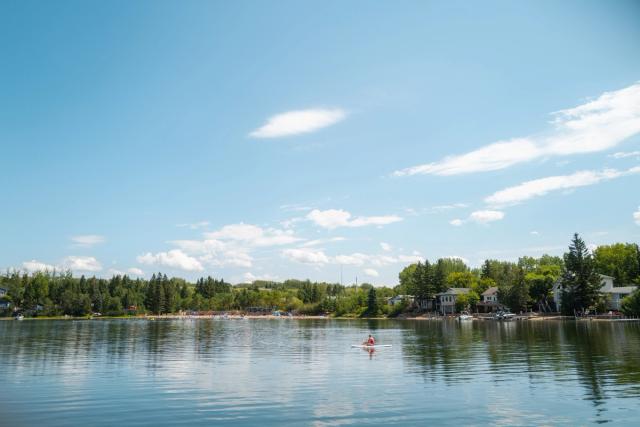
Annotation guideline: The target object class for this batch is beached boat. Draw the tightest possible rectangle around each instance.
[494,310,516,321]
[458,311,473,321]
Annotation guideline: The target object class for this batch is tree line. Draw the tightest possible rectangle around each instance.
[397,234,640,315]
[1,233,639,318]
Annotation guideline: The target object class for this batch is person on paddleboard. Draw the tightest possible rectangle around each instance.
[364,334,375,346]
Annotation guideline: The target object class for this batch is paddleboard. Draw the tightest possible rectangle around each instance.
[351,344,392,348]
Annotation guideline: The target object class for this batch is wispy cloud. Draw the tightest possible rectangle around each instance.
[404,203,468,216]
[137,249,204,272]
[70,235,105,247]
[300,237,346,247]
[176,221,210,230]
[307,209,402,229]
[609,150,640,159]
[634,207,640,226]
[249,108,347,138]
[394,82,640,176]
[450,210,505,226]
[485,166,640,208]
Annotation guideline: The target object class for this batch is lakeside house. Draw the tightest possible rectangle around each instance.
[388,295,414,306]
[0,287,7,297]
[552,274,637,312]
[476,287,503,313]
[0,301,10,310]
[436,288,470,314]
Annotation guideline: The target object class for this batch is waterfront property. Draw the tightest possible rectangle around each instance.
[0,287,7,297]
[436,288,470,314]
[476,286,503,313]
[388,295,414,306]
[552,274,638,312]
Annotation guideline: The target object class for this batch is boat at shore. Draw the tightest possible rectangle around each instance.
[458,311,473,321]
[493,310,516,321]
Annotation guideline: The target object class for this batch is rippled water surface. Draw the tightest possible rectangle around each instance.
[1,319,640,426]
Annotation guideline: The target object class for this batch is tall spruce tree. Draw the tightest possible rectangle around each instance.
[366,286,378,316]
[560,233,603,315]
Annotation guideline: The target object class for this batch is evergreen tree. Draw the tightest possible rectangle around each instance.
[366,286,378,316]
[481,260,494,279]
[560,233,603,315]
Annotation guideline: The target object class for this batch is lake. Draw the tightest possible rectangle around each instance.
[1,318,639,426]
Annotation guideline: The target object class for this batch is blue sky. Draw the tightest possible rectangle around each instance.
[2,0,640,285]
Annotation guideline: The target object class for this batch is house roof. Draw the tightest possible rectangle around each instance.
[482,286,498,296]
[437,287,471,296]
[604,286,637,295]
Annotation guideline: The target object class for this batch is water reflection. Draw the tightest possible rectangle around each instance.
[1,319,639,426]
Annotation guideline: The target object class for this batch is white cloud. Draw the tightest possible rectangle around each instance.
[394,82,640,176]
[450,210,504,226]
[364,268,379,278]
[380,242,392,252]
[128,267,144,276]
[334,253,369,266]
[282,248,330,265]
[70,235,105,247]
[201,250,253,268]
[301,237,346,247]
[470,210,505,223]
[170,239,226,254]
[205,223,300,247]
[306,209,402,229]
[176,221,210,230]
[166,223,300,270]
[137,249,204,272]
[609,151,640,159]
[63,256,102,272]
[281,247,422,268]
[22,260,57,272]
[530,231,540,235]
[485,166,640,208]
[634,207,640,226]
[249,108,347,138]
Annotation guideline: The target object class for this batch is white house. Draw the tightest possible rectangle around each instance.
[477,286,502,313]
[0,287,7,297]
[436,288,470,314]
[552,274,637,312]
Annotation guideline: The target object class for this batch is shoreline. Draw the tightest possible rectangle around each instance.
[2,314,638,322]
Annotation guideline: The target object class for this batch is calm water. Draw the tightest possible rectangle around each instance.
[1,319,639,426]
